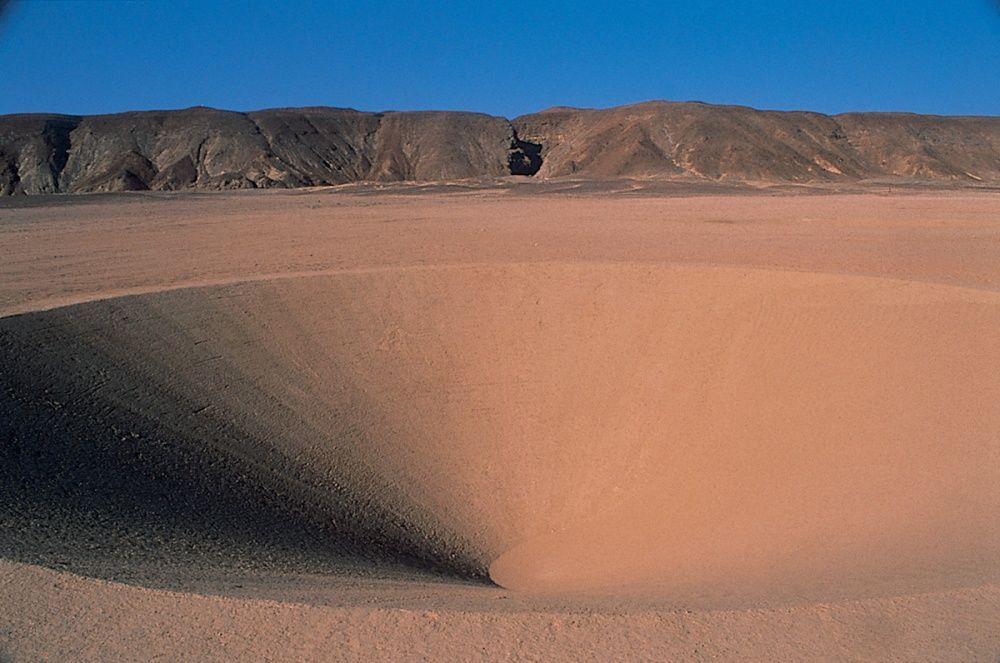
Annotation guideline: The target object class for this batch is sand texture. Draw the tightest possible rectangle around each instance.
[1,187,999,660]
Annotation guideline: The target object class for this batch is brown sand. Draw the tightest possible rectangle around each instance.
[1,186,999,660]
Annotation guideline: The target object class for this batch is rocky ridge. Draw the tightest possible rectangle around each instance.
[1,101,997,194]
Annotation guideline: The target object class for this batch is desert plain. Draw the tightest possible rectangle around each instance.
[1,182,999,660]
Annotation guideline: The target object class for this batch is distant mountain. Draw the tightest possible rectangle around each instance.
[513,101,1000,183]
[1,101,997,194]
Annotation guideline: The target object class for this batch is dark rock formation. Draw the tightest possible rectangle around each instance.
[1,101,998,194]
[0,115,80,195]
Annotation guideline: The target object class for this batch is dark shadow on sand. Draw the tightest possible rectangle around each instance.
[0,303,491,591]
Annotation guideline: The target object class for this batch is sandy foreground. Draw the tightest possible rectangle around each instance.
[1,185,999,661]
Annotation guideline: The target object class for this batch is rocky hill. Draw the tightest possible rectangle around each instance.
[1,101,997,194]
[513,101,1000,182]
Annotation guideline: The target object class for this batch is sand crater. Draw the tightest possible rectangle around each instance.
[3,263,999,599]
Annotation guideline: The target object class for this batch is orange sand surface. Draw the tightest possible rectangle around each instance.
[1,187,998,660]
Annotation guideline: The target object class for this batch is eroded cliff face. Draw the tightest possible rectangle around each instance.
[0,115,80,194]
[0,107,538,194]
[1,101,998,194]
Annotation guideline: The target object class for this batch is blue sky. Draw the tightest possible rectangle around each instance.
[0,0,998,117]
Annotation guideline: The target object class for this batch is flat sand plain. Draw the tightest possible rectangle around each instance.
[1,185,999,661]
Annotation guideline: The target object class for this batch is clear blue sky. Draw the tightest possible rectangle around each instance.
[1,0,998,118]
